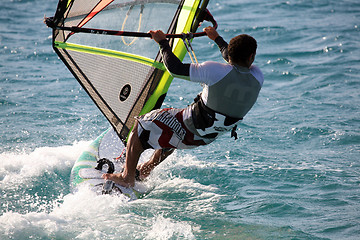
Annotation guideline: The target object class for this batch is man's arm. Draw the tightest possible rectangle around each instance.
[204,27,229,62]
[149,29,229,79]
[149,30,190,79]
[214,36,229,62]
[158,39,191,78]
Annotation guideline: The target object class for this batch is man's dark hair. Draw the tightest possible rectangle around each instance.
[228,34,257,63]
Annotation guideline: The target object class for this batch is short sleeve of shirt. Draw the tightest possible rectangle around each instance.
[189,61,232,86]
[250,65,264,86]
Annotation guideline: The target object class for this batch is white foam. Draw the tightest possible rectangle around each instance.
[0,146,217,239]
[0,187,127,239]
[0,141,90,187]
[145,215,196,240]
[0,187,198,239]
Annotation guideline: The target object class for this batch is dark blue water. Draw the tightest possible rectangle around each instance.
[1,0,359,239]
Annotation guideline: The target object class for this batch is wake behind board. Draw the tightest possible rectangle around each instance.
[70,128,152,200]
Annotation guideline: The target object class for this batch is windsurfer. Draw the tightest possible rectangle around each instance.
[102,27,264,187]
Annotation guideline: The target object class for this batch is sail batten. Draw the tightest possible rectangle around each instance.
[54,41,166,70]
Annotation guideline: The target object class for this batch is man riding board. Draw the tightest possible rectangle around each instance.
[102,27,264,187]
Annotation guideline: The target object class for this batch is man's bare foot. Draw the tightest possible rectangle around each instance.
[101,173,134,188]
[137,163,152,180]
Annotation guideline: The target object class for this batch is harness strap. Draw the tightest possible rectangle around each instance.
[191,94,242,140]
[231,125,238,140]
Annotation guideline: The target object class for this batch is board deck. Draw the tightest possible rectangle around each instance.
[70,128,152,200]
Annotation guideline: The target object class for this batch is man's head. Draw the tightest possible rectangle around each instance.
[228,34,257,67]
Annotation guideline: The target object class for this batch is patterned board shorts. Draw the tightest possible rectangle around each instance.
[136,108,217,150]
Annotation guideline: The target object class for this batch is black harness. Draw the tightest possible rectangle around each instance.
[191,94,242,139]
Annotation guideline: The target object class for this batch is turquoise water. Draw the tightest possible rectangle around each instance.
[1,0,360,239]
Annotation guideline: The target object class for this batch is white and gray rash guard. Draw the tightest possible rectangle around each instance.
[159,36,264,138]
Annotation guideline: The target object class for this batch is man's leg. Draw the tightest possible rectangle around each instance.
[102,121,144,187]
[137,148,175,180]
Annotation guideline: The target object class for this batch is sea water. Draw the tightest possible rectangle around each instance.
[1,0,359,239]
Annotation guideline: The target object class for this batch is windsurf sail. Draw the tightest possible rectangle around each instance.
[46,0,215,143]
